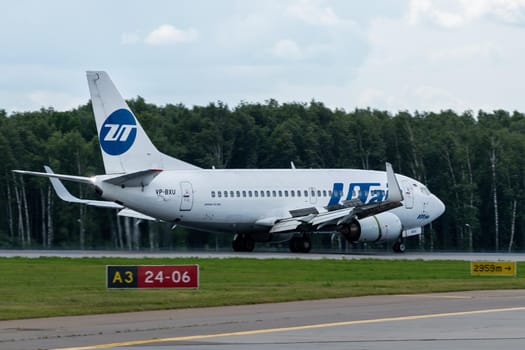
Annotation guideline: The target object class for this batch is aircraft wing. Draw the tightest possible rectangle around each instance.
[269,162,404,234]
[15,166,162,220]
[41,166,159,221]
[12,168,94,185]
[118,208,158,221]
[41,166,123,208]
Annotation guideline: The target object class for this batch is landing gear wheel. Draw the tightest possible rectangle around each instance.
[232,234,243,251]
[289,237,300,253]
[299,235,312,253]
[244,236,255,252]
[392,240,406,253]
[232,234,255,252]
[288,235,312,253]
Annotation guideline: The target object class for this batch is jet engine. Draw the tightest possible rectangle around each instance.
[338,212,402,243]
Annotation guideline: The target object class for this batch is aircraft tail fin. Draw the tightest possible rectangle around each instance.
[86,71,200,174]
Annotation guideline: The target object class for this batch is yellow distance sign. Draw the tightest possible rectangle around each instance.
[471,261,516,276]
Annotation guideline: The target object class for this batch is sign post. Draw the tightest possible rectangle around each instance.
[107,265,199,289]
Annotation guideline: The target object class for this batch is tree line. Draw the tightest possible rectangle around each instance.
[1,98,524,251]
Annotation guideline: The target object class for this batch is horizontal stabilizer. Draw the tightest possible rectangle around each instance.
[103,169,162,187]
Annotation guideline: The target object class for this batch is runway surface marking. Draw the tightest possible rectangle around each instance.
[53,306,525,350]
[398,294,474,299]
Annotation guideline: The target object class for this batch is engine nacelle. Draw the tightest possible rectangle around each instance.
[338,212,402,243]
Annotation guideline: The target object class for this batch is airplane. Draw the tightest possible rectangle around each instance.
[14,71,445,253]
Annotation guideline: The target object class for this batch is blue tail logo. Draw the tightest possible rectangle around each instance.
[100,109,137,156]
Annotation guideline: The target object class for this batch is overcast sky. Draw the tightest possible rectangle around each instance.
[2,0,525,114]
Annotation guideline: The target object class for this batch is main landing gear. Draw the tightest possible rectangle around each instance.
[289,234,312,253]
[232,233,255,252]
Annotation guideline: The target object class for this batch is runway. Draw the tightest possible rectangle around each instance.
[3,249,525,261]
[2,289,525,350]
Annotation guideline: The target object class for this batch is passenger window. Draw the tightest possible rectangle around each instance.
[304,190,308,197]
[284,190,289,197]
[260,191,265,197]
[254,191,259,197]
[242,190,246,197]
[272,190,277,197]
[248,190,253,197]
[267,190,271,197]
[278,190,283,197]
[230,191,234,198]
[291,190,295,197]
[236,191,241,197]
[211,191,216,198]
[218,191,222,198]
[322,190,327,197]
[297,190,301,197]
[224,191,228,198]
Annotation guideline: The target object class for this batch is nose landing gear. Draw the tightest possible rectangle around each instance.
[392,238,406,253]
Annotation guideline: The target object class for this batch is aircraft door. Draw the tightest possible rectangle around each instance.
[401,180,414,209]
[180,181,194,211]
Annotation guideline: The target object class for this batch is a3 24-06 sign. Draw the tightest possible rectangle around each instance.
[107,265,199,289]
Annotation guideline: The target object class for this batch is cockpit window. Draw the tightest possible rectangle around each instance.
[420,186,431,195]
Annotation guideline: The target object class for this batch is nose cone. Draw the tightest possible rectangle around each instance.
[430,194,446,219]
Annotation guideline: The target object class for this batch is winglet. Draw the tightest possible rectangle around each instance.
[385,162,403,202]
[44,166,123,208]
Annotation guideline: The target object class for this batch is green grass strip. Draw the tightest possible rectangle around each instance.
[1,257,524,320]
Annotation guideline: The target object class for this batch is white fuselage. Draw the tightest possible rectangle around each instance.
[95,168,444,236]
